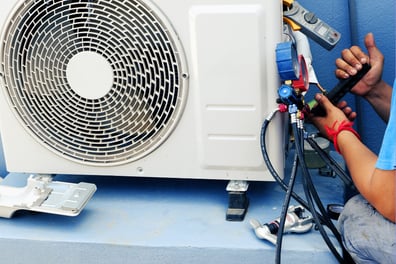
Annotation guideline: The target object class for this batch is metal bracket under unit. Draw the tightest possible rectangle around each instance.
[0,174,96,218]
[226,180,249,221]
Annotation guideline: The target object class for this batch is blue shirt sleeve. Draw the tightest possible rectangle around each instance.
[375,79,396,170]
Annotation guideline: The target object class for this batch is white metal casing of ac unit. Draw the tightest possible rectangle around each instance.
[0,0,284,181]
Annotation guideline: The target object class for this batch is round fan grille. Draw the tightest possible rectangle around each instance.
[0,0,189,165]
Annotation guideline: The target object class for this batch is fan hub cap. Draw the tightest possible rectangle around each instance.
[66,51,113,100]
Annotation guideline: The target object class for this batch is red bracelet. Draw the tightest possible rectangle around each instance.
[325,120,361,153]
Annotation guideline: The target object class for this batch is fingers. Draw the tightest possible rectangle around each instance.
[336,100,348,109]
[335,33,384,80]
[337,101,357,121]
[344,46,368,66]
[335,46,369,79]
[341,106,356,121]
[314,94,356,120]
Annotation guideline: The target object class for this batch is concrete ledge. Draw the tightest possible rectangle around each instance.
[0,160,345,264]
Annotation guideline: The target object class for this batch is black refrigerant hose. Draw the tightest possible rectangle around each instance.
[306,137,355,190]
[259,109,355,264]
[275,146,299,263]
[260,112,310,209]
[292,121,346,263]
[260,111,330,224]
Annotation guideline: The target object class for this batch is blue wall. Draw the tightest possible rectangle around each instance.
[299,0,395,153]
[348,0,395,153]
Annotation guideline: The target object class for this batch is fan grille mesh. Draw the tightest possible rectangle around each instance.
[0,0,188,165]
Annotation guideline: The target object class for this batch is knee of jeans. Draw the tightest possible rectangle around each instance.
[339,195,362,221]
[337,195,365,238]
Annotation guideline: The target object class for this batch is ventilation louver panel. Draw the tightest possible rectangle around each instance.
[0,0,188,165]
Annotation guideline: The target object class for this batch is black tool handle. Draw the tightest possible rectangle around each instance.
[311,63,371,116]
[326,63,371,104]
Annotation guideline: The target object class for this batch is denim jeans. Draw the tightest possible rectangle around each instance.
[338,195,396,263]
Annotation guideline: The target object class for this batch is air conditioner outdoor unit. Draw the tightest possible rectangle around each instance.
[0,0,284,183]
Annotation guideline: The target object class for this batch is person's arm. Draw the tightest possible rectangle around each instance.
[335,33,391,122]
[361,80,392,122]
[337,130,396,222]
[311,94,396,223]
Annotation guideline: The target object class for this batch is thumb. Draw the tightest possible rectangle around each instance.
[315,93,332,110]
[364,33,382,63]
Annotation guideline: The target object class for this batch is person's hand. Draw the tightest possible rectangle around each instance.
[335,33,384,98]
[310,94,350,141]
